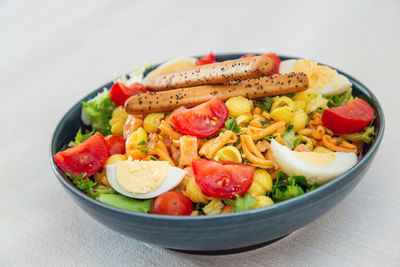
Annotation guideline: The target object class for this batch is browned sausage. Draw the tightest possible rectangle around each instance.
[144,56,274,91]
[125,73,308,114]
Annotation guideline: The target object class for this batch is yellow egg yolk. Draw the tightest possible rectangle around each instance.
[293,151,336,166]
[293,60,337,90]
[115,160,169,194]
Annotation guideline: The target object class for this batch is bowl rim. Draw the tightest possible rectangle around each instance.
[50,53,385,221]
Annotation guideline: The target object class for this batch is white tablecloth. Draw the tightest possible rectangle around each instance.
[1,0,399,266]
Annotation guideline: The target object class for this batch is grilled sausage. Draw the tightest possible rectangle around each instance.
[125,73,308,114]
[144,56,274,91]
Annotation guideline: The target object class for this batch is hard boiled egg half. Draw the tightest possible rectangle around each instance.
[106,160,186,199]
[271,139,357,185]
[143,57,197,85]
[279,59,352,96]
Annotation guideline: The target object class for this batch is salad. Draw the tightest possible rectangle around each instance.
[54,53,376,216]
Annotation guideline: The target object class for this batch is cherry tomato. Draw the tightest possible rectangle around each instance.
[322,98,374,134]
[242,54,256,58]
[54,132,109,178]
[110,82,148,106]
[151,191,193,215]
[192,159,255,199]
[263,53,281,76]
[105,134,126,155]
[195,52,216,66]
[170,98,229,138]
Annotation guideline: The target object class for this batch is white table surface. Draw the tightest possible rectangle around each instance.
[1,0,399,266]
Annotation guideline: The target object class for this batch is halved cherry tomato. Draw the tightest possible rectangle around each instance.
[151,191,193,215]
[170,98,229,138]
[263,53,281,76]
[192,159,255,199]
[195,52,216,66]
[54,132,109,178]
[322,98,374,134]
[105,134,126,155]
[110,82,148,106]
[242,54,256,58]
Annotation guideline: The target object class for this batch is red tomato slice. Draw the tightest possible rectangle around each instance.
[151,191,193,215]
[110,82,148,106]
[322,98,374,134]
[242,54,256,58]
[105,134,126,155]
[170,98,229,138]
[263,53,281,76]
[54,132,109,178]
[192,159,255,199]
[195,52,216,66]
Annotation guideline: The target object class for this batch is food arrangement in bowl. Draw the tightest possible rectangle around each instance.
[53,52,377,216]
[50,52,383,251]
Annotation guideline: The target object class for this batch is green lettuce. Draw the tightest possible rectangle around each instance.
[81,88,115,135]
[68,128,95,147]
[65,172,97,198]
[225,117,240,133]
[324,89,353,107]
[281,125,302,150]
[96,194,154,213]
[224,193,257,212]
[256,96,273,112]
[341,126,375,143]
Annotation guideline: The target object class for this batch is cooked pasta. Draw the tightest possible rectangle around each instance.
[110,106,129,136]
[246,121,286,140]
[159,120,182,141]
[254,196,274,208]
[199,130,237,159]
[225,96,254,117]
[143,113,164,133]
[240,135,273,167]
[179,136,198,166]
[248,169,273,196]
[185,177,211,203]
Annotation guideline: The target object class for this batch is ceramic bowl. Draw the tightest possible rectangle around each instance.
[50,53,384,253]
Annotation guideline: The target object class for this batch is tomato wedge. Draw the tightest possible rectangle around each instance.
[322,98,374,134]
[195,52,216,66]
[54,132,109,178]
[110,82,148,106]
[170,98,229,138]
[192,159,255,199]
[105,134,126,155]
[151,191,193,216]
[263,53,281,76]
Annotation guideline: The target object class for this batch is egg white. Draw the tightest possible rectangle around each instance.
[271,139,357,185]
[106,164,186,199]
[143,57,197,85]
[279,59,352,96]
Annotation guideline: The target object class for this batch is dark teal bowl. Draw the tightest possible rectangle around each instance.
[50,53,384,253]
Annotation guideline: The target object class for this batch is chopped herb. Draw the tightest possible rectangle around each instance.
[308,112,314,120]
[260,121,270,126]
[316,107,324,114]
[137,140,146,146]
[285,124,294,132]
[284,93,295,98]
[256,96,273,112]
[139,147,149,153]
[65,172,97,198]
[336,140,343,145]
[269,171,317,202]
[150,156,158,161]
[225,117,240,133]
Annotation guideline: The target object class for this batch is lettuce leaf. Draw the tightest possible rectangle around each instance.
[81,89,115,135]
[341,126,375,143]
[281,125,302,150]
[324,89,353,107]
[96,194,154,213]
[68,128,95,147]
[224,193,257,212]
[65,172,97,198]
